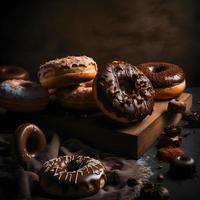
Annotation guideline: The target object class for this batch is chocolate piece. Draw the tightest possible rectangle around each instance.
[170,154,196,178]
[155,186,170,200]
[140,182,170,200]
[127,178,139,187]
[157,135,182,148]
[185,111,200,128]
[95,61,154,123]
[138,62,185,88]
[168,99,186,114]
[107,171,120,185]
[158,165,163,170]
[157,147,184,162]
[164,125,181,137]
[157,174,164,181]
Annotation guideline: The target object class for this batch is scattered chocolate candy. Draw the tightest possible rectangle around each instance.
[185,111,200,128]
[157,135,182,148]
[169,154,196,178]
[106,171,120,185]
[167,99,186,114]
[157,174,164,182]
[140,182,170,200]
[158,165,163,170]
[155,186,170,200]
[127,178,139,187]
[164,125,181,137]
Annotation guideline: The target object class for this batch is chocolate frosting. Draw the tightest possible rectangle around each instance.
[95,61,154,122]
[41,155,106,184]
[138,62,185,88]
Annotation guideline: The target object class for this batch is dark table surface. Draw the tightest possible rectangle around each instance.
[143,87,200,200]
[0,87,199,200]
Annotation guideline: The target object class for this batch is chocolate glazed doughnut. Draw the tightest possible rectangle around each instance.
[170,154,196,178]
[40,155,106,198]
[93,61,154,123]
[13,123,47,164]
[138,62,186,100]
[0,65,29,81]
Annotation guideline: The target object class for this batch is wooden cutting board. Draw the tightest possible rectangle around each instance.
[45,93,192,159]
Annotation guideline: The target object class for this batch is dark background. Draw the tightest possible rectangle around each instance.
[0,0,200,86]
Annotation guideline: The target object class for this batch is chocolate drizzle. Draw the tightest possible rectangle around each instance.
[95,61,154,122]
[138,62,185,88]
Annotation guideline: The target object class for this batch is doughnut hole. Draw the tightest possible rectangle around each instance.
[26,133,41,157]
[118,76,136,95]
[149,65,167,73]
[178,155,189,161]
[66,159,88,171]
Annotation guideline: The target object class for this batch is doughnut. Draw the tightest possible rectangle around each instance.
[13,123,47,164]
[167,99,186,114]
[170,154,196,178]
[156,147,184,162]
[0,65,29,81]
[0,79,49,112]
[39,155,106,198]
[38,56,97,88]
[138,62,186,100]
[56,84,98,111]
[93,61,154,123]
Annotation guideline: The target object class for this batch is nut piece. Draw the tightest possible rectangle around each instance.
[167,99,186,114]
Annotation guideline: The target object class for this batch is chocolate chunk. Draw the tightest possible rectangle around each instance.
[185,111,200,128]
[157,135,182,148]
[140,182,170,200]
[157,174,164,182]
[164,125,181,137]
[167,99,186,114]
[127,178,139,187]
[107,171,120,185]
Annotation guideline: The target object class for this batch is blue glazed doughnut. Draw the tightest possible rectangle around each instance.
[0,79,49,112]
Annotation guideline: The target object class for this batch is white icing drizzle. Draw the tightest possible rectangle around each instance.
[42,155,105,185]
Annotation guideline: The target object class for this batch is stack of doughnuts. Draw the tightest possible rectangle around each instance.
[0,65,50,112]
[38,55,98,110]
